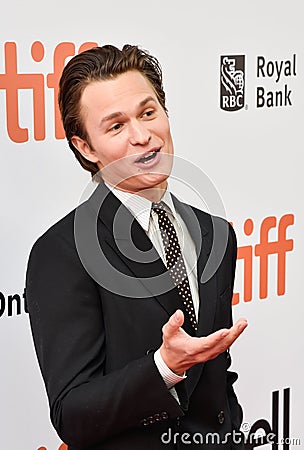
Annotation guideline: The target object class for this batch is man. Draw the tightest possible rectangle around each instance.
[26,45,247,449]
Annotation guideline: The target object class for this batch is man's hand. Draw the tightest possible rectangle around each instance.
[160,310,248,375]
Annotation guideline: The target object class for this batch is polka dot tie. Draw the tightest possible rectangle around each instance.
[152,202,198,331]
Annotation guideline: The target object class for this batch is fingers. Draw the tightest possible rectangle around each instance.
[192,319,248,362]
[229,318,248,342]
[235,317,248,330]
[209,318,248,346]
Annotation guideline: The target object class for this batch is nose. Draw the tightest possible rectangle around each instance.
[129,120,151,146]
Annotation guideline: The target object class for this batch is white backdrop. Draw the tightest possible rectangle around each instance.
[0,1,303,449]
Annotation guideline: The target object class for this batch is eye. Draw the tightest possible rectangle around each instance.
[109,123,123,132]
[142,109,155,118]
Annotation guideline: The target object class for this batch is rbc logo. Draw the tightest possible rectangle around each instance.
[220,55,245,111]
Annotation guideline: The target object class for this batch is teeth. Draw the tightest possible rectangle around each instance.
[138,151,157,163]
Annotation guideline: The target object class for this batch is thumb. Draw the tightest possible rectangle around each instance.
[164,309,184,336]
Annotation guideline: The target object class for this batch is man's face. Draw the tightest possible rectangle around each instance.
[72,70,174,194]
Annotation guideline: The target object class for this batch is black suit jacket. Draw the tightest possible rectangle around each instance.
[26,181,243,450]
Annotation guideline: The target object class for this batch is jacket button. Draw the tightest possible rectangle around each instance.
[146,349,154,355]
[218,410,225,424]
[148,415,155,424]
[140,418,148,426]
[161,411,169,420]
[154,413,161,421]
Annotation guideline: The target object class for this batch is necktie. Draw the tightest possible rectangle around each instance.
[152,202,198,332]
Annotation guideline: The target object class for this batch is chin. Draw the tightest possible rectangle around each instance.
[138,172,169,189]
[117,173,168,195]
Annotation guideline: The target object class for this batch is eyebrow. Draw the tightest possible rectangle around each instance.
[139,95,156,107]
[99,96,157,127]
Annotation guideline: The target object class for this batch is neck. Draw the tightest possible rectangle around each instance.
[104,179,168,203]
[135,186,166,203]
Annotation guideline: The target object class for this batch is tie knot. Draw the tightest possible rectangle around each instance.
[151,201,166,213]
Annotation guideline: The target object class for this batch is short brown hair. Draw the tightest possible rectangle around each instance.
[58,44,167,176]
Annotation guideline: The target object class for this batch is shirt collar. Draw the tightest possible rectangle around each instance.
[104,182,177,232]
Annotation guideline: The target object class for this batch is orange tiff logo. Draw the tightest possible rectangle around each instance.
[0,41,98,143]
[232,214,294,305]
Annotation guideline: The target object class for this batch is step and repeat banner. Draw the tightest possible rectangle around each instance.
[0,1,303,449]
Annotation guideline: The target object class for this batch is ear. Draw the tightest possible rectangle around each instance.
[71,136,99,163]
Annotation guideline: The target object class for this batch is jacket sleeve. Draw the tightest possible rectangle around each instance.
[26,226,183,449]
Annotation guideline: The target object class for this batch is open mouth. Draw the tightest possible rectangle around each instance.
[135,148,160,164]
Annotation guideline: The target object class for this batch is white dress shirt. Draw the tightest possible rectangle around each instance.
[105,183,200,398]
